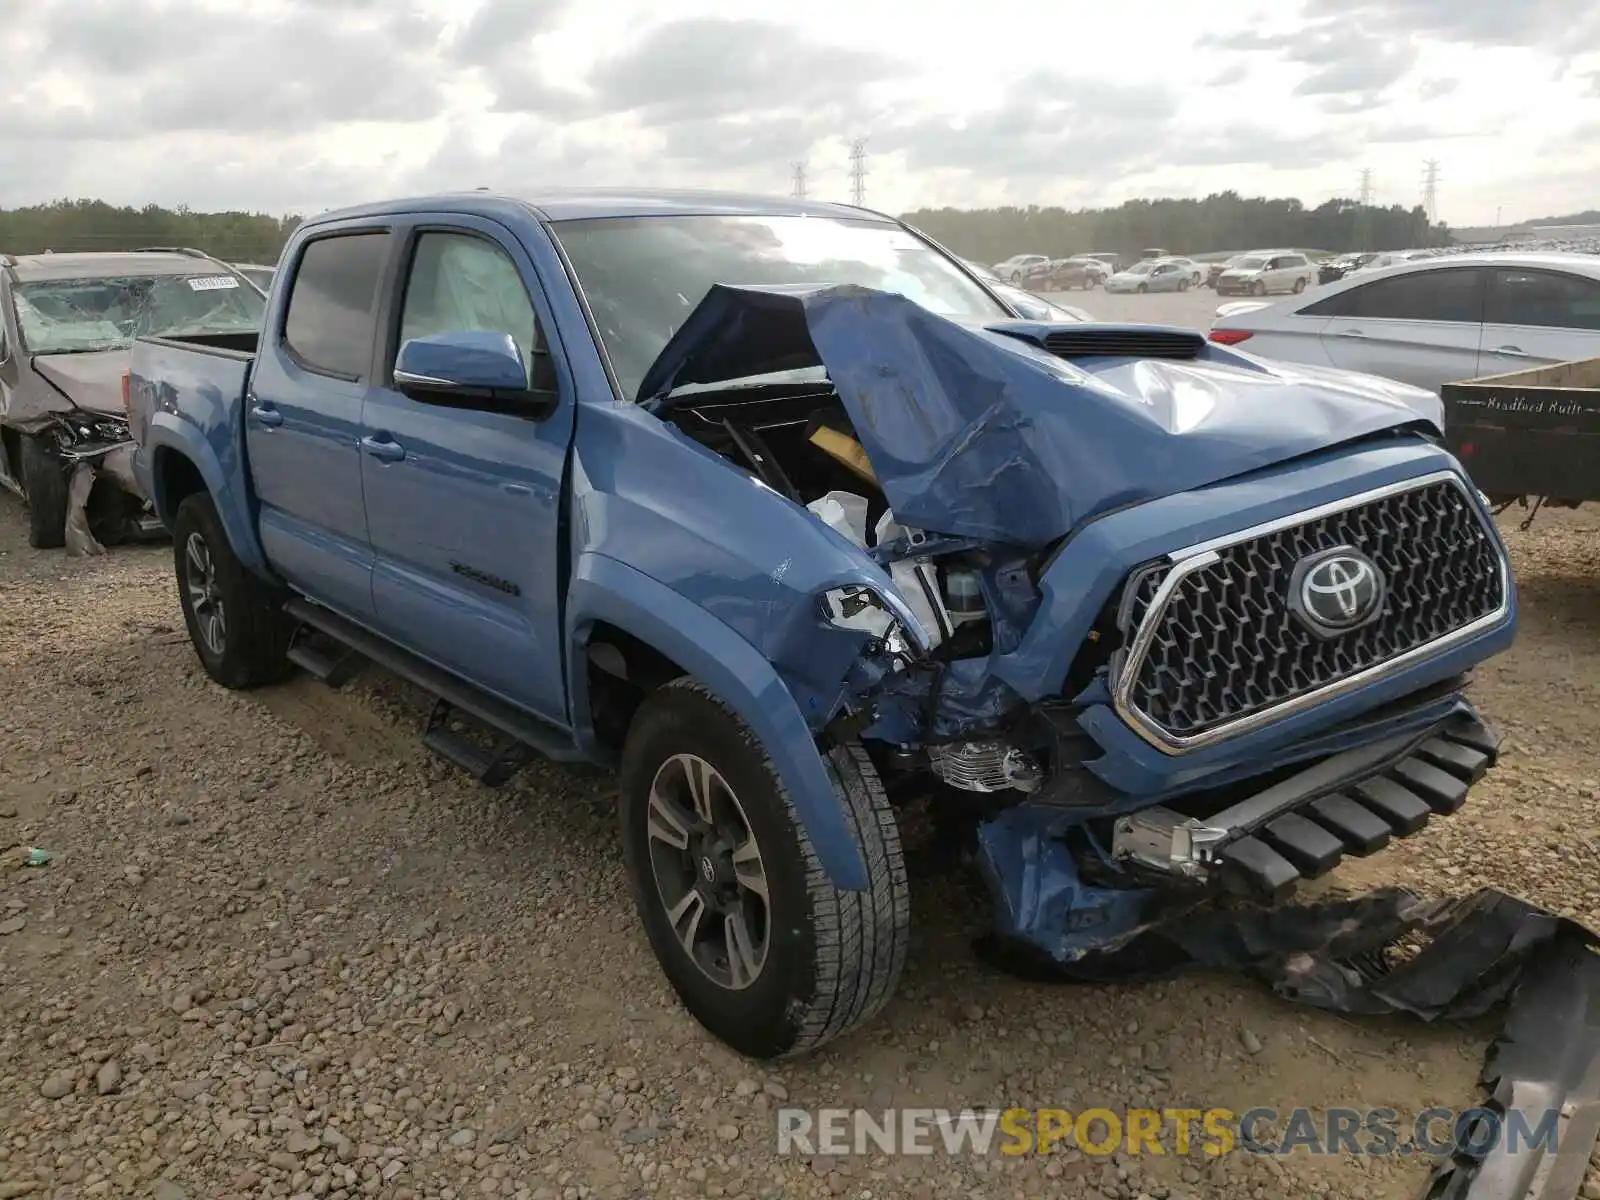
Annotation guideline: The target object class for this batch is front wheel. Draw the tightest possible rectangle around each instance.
[172,492,295,689]
[1293,278,1307,294]
[1252,280,1267,296]
[620,679,909,1059]
[1179,278,1191,292]
[1137,283,1148,294]
[19,434,68,550]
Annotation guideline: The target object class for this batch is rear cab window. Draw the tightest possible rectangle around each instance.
[283,232,392,380]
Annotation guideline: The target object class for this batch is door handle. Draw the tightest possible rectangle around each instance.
[1493,345,1531,357]
[250,403,283,427]
[360,435,405,463]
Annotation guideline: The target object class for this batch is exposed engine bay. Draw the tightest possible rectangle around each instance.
[660,377,1094,803]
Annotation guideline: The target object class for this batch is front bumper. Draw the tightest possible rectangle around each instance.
[976,707,1501,964]
[1112,709,1498,897]
[1215,279,1261,295]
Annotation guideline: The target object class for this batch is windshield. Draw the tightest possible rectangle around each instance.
[14,273,266,354]
[1126,262,1155,275]
[1233,257,1268,271]
[551,214,1008,400]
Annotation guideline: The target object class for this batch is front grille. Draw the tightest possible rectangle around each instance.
[1042,329,1204,361]
[1117,477,1506,746]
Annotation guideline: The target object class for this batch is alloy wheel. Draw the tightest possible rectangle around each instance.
[645,753,771,991]
[183,532,227,657]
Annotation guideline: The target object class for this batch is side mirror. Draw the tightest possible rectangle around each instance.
[393,330,558,419]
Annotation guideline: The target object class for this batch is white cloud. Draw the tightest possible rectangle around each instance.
[1,0,1597,224]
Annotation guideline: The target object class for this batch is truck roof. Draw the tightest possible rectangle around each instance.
[5,250,230,283]
[305,188,892,228]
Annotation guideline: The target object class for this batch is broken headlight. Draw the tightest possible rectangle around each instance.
[50,411,133,459]
[817,584,929,660]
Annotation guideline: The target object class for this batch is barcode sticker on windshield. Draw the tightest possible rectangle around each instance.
[187,275,239,291]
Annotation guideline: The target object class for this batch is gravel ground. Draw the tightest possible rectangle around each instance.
[3,494,1600,1200]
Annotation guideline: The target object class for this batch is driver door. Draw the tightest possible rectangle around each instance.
[361,220,577,722]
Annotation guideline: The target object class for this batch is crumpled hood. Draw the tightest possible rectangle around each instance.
[638,283,1441,546]
[31,351,131,416]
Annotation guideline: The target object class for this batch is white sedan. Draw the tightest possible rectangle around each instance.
[1206,251,1600,394]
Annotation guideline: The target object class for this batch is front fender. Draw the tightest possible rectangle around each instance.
[143,413,268,577]
[566,552,869,892]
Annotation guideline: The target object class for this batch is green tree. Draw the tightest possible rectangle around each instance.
[0,200,300,265]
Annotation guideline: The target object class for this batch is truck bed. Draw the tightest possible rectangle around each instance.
[1442,356,1600,504]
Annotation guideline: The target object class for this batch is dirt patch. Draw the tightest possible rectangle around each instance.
[1,497,1597,1200]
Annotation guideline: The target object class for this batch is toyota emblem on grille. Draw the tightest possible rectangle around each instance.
[1288,545,1387,638]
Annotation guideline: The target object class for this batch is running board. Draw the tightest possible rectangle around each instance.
[423,699,528,787]
[283,599,585,777]
[287,634,364,688]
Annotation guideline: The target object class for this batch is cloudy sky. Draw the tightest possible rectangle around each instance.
[4,0,1599,225]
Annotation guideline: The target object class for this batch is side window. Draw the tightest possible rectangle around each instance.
[398,232,540,380]
[1486,269,1600,331]
[1302,268,1483,322]
[282,232,391,379]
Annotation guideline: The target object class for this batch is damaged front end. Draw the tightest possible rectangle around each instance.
[40,407,162,556]
[639,282,1516,967]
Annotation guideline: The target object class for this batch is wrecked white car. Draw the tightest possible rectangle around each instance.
[0,249,264,551]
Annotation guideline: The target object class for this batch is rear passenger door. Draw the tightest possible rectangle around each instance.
[360,219,577,723]
[1478,267,1600,377]
[1309,266,1486,392]
[247,226,392,620]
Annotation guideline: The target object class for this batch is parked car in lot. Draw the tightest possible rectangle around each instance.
[1319,252,1378,285]
[130,188,1514,1059]
[1351,249,1437,275]
[992,253,1050,283]
[1214,251,1318,297]
[0,248,263,549]
[1207,252,1600,395]
[1021,257,1104,290]
[1106,259,1192,293]
[1084,251,1122,274]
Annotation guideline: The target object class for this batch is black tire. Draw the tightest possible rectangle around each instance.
[1252,280,1267,296]
[620,678,909,1059]
[1179,278,1191,292]
[171,492,294,689]
[19,434,68,550]
[1010,271,1022,284]
[1137,283,1148,294]
[1293,278,1307,294]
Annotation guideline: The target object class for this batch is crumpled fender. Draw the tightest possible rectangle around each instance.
[141,411,268,577]
[566,551,869,892]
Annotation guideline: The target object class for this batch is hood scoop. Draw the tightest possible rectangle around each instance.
[993,326,1206,362]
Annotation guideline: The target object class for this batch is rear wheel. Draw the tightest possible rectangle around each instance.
[1293,278,1307,294]
[1179,278,1191,292]
[19,434,68,550]
[172,492,294,689]
[620,679,909,1059]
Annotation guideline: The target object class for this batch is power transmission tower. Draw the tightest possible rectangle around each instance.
[1422,159,1440,223]
[791,161,808,199]
[847,138,869,207]
[1358,168,1373,207]
[1354,168,1373,249]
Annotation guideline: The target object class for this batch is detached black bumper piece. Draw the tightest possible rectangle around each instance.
[1208,714,1497,899]
[1111,713,1499,899]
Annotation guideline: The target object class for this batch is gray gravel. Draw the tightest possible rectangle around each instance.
[2,496,1599,1200]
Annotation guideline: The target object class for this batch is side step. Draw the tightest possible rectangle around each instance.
[287,634,365,688]
[283,598,587,782]
[423,699,528,787]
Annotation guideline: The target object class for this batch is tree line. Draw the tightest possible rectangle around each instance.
[902,191,1451,264]
[0,189,1533,271]
[0,200,299,264]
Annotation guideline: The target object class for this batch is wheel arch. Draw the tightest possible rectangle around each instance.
[566,552,870,892]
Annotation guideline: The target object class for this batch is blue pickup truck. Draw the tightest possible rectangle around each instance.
[128,189,1516,1059]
